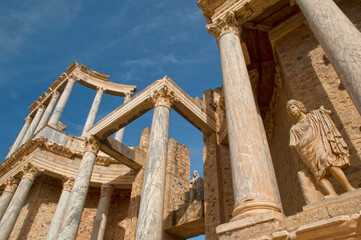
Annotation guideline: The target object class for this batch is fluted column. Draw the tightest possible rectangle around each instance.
[136,82,177,240]
[21,104,45,145]
[207,12,282,220]
[0,164,38,240]
[90,184,114,240]
[295,0,361,114]
[114,93,132,143]
[58,136,100,240]
[82,87,105,136]
[49,76,77,126]
[46,177,74,240]
[0,177,19,220]
[36,90,61,132]
[6,116,32,157]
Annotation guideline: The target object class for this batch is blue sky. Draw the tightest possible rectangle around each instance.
[0,1,222,238]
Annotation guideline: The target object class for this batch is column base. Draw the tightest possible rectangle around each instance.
[231,200,282,221]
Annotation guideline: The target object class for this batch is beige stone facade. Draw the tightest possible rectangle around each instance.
[1,0,361,239]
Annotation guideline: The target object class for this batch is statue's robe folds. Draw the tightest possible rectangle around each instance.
[289,108,350,182]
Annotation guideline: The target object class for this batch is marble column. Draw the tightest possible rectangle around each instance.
[90,184,114,240]
[6,116,32,158]
[0,177,19,221]
[82,87,105,136]
[207,12,282,220]
[36,90,61,132]
[114,93,132,143]
[136,84,176,240]
[21,104,45,145]
[295,0,361,114]
[57,136,100,240]
[49,76,77,126]
[46,177,74,240]
[0,164,38,240]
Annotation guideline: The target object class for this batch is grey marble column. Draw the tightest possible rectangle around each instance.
[21,104,45,145]
[81,88,105,136]
[136,85,175,240]
[6,116,32,158]
[46,177,74,240]
[49,77,77,126]
[90,184,114,240]
[0,165,38,240]
[0,177,18,221]
[207,12,282,220]
[296,0,361,114]
[57,136,100,240]
[36,90,61,132]
[114,93,132,143]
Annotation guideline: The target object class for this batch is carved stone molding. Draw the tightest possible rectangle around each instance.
[148,82,179,108]
[43,140,74,158]
[95,156,111,166]
[25,116,33,124]
[22,164,38,181]
[101,183,114,198]
[51,90,61,99]
[62,177,74,191]
[206,11,240,39]
[85,135,100,154]
[4,177,19,193]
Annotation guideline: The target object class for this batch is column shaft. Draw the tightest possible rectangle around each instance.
[114,94,131,143]
[90,184,114,240]
[296,0,361,114]
[6,117,32,157]
[36,91,60,132]
[0,178,18,220]
[136,104,170,240]
[82,88,104,136]
[21,105,45,145]
[49,78,77,126]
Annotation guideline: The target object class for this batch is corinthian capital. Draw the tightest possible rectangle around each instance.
[100,183,114,198]
[25,116,33,124]
[52,90,61,99]
[4,177,19,193]
[62,177,74,191]
[68,73,79,83]
[206,12,241,39]
[148,78,178,108]
[22,164,38,181]
[85,135,100,154]
[37,103,45,111]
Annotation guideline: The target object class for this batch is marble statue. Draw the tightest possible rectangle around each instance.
[287,99,355,197]
[189,170,204,202]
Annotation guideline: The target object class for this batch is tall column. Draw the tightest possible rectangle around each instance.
[46,177,74,240]
[90,184,114,240]
[21,104,45,145]
[114,93,132,143]
[81,87,105,136]
[0,177,19,220]
[136,83,176,240]
[207,12,282,220]
[295,0,361,114]
[0,164,38,240]
[49,76,77,126]
[36,90,61,132]
[58,136,100,240]
[6,116,32,158]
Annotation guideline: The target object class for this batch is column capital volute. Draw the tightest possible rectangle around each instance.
[62,177,74,192]
[206,11,241,39]
[52,90,61,99]
[148,77,179,108]
[100,183,114,198]
[25,116,33,124]
[22,164,38,181]
[4,176,19,193]
[84,135,100,154]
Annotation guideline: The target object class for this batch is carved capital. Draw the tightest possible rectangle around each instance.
[101,183,114,198]
[206,12,241,39]
[25,116,33,124]
[4,177,19,193]
[52,90,61,99]
[124,92,132,102]
[22,164,38,181]
[37,103,45,111]
[62,177,74,191]
[96,87,105,95]
[148,80,178,108]
[85,135,100,154]
[68,74,79,83]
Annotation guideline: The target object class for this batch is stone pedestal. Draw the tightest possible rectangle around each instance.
[90,184,114,240]
[82,88,105,136]
[296,0,361,114]
[0,177,18,220]
[46,177,74,240]
[7,116,32,157]
[0,165,38,240]
[207,12,282,221]
[114,94,132,143]
[21,104,45,144]
[49,77,77,126]
[136,85,176,240]
[57,136,100,240]
[36,90,61,132]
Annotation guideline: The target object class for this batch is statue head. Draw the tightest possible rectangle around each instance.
[287,99,307,120]
[193,170,199,178]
